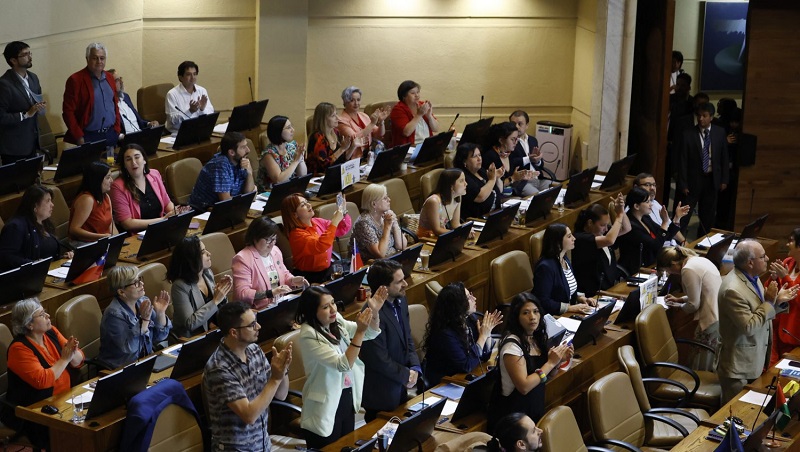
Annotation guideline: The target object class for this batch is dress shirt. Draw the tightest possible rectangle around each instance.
[118,97,141,133]
[165,83,214,133]
[86,72,116,132]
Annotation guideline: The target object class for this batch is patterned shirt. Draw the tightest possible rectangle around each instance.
[189,152,249,210]
[352,213,397,261]
[204,340,272,451]
[257,140,298,192]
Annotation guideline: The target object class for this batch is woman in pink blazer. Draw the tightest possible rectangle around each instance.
[232,216,308,309]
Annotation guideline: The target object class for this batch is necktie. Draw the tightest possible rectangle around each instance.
[702,129,710,173]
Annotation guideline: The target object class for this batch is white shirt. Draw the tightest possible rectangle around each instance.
[648,199,679,247]
[414,117,430,145]
[117,97,141,134]
[165,83,214,133]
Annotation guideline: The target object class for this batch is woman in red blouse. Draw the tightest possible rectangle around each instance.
[770,227,800,365]
[390,80,440,146]
[307,102,357,175]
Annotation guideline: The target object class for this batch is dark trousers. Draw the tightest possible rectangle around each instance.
[82,128,119,148]
[302,387,354,449]
[0,151,37,165]
[677,173,718,237]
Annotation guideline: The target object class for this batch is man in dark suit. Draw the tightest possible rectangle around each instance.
[361,259,421,422]
[0,41,45,164]
[509,110,551,195]
[108,69,158,135]
[676,102,729,237]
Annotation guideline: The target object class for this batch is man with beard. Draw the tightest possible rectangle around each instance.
[189,131,255,211]
[487,413,543,452]
[0,41,45,163]
[108,69,158,135]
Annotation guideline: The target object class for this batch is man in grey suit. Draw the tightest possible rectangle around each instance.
[0,41,45,164]
[717,240,799,404]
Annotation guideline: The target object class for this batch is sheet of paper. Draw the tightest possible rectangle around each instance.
[213,122,229,134]
[251,200,266,211]
[613,300,625,313]
[738,390,771,406]
[471,221,486,232]
[442,399,459,416]
[698,233,729,247]
[556,316,581,333]
[193,211,211,221]
[70,392,94,404]
[43,165,58,171]
[47,267,69,278]
[555,188,567,205]
[407,395,441,412]
[159,136,176,145]
[775,359,800,370]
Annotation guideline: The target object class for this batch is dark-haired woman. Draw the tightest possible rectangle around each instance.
[257,115,307,191]
[617,186,688,275]
[68,161,117,246]
[110,144,180,233]
[453,143,503,221]
[769,228,800,366]
[232,216,307,309]
[533,223,596,317]
[418,168,466,238]
[0,185,72,271]
[482,122,535,194]
[390,80,440,146]
[422,282,502,387]
[168,236,232,338]
[296,285,387,449]
[487,293,572,430]
[571,195,631,296]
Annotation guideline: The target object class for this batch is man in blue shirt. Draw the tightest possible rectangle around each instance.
[189,131,255,211]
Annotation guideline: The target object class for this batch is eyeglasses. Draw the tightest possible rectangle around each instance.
[751,254,768,262]
[234,320,259,330]
[264,236,277,245]
[124,277,144,288]
[639,182,657,188]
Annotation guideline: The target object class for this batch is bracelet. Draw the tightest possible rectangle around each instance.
[350,342,362,348]
[535,368,547,383]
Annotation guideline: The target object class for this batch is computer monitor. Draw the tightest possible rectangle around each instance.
[0,258,51,305]
[598,154,637,191]
[474,203,519,247]
[84,355,156,419]
[66,233,127,284]
[256,296,301,343]
[387,398,446,452]
[450,367,497,422]
[262,174,313,215]
[563,166,598,207]
[388,244,423,279]
[226,99,269,132]
[429,221,474,268]
[52,140,106,181]
[459,117,494,146]
[739,214,769,240]
[570,300,614,349]
[367,144,411,182]
[136,211,194,259]
[524,185,561,225]
[203,191,256,234]
[120,125,166,156]
[172,112,220,150]
[412,130,454,166]
[704,234,736,269]
[152,329,223,379]
[614,289,641,325]
[0,155,44,195]
[326,267,368,309]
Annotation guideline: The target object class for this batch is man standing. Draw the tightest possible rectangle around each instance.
[189,131,255,211]
[62,43,120,146]
[717,240,798,404]
[361,259,421,422]
[0,41,45,163]
[204,301,291,451]
[165,60,214,133]
[108,69,158,135]
[676,102,729,236]
[509,110,550,195]
[632,173,687,246]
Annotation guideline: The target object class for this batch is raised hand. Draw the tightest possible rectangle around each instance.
[214,275,233,303]
[673,201,690,222]
[355,308,373,333]
[777,283,800,303]
[270,344,292,379]
[139,298,153,320]
[478,310,503,336]
[367,286,388,313]
[770,261,789,280]
[198,94,208,111]
[61,336,79,361]
[152,290,170,314]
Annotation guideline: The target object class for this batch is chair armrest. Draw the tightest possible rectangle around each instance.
[332,251,342,262]
[587,447,616,452]
[646,407,701,425]
[646,361,700,400]
[400,226,418,244]
[641,377,691,402]
[286,389,303,399]
[270,400,302,415]
[675,337,717,354]
[538,165,558,182]
[593,439,643,452]
[643,412,689,437]
[616,264,631,280]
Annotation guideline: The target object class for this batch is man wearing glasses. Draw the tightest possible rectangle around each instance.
[632,173,686,246]
[204,302,291,451]
[717,240,799,404]
[98,266,172,369]
[0,41,45,164]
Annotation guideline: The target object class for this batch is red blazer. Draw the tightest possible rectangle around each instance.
[231,245,294,309]
[62,68,120,144]
[390,101,435,147]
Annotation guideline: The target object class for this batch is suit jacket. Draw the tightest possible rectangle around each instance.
[510,135,540,171]
[0,69,41,157]
[717,268,778,379]
[617,212,680,275]
[62,68,120,144]
[231,245,294,309]
[120,92,149,133]
[360,297,421,411]
[170,269,219,338]
[676,124,729,195]
[0,216,63,271]
[533,257,578,316]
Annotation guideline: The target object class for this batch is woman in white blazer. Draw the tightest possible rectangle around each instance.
[295,285,387,449]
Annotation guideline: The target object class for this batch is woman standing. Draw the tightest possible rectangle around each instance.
[390,80,440,146]
[417,168,466,238]
[337,86,389,156]
[657,246,721,371]
[68,161,117,246]
[168,236,233,338]
[453,143,503,221]
[295,285,386,449]
[257,115,307,191]
[352,184,406,262]
[281,193,351,283]
[768,227,800,365]
[307,102,356,175]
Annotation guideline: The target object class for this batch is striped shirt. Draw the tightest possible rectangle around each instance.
[564,266,578,299]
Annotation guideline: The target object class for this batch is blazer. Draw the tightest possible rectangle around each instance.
[109,170,171,231]
[617,212,680,275]
[533,257,578,316]
[171,269,219,338]
[676,124,729,196]
[390,101,436,146]
[360,298,421,412]
[119,92,149,133]
[0,69,41,157]
[289,215,352,273]
[571,231,621,297]
[231,245,294,309]
[510,135,540,171]
[717,268,778,380]
[0,216,63,271]
[298,314,379,438]
[62,68,120,144]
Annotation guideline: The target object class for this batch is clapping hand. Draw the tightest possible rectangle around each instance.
[368,286,388,313]
[198,94,208,111]
[214,275,233,303]
[355,307,373,333]
[477,310,503,337]
[776,282,800,303]
[60,336,79,361]
[270,344,292,379]
[152,290,170,314]
[294,144,306,162]
[673,201,690,223]
[770,261,789,280]
[139,298,153,320]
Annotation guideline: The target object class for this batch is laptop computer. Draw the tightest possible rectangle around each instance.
[65,233,127,284]
[388,244,424,279]
[411,130,454,166]
[326,267,368,309]
[52,140,106,182]
[136,211,194,259]
[543,314,568,350]
[152,329,223,379]
[569,300,614,349]
[743,411,779,452]
[367,144,411,182]
[598,154,637,191]
[739,214,769,240]
[203,191,256,234]
[474,203,520,247]
[563,166,598,207]
[0,258,51,305]
[309,159,359,198]
[387,398,446,452]
[459,117,494,146]
[704,234,736,269]
[449,367,497,423]
[84,355,156,420]
[172,112,220,150]
[0,155,44,195]
[429,221,474,268]
[261,174,313,215]
[256,295,301,343]
[524,185,562,225]
[120,125,166,156]
[226,99,269,133]
[614,288,641,325]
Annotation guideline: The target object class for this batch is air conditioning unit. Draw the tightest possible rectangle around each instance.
[535,121,572,181]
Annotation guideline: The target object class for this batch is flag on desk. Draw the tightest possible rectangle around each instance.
[72,246,108,285]
[713,423,744,452]
[775,382,792,430]
[350,241,363,273]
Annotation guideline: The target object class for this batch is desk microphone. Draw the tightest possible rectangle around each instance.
[752,375,778,432]
[448,113,459,131]
[248,77,255,102]
[479,95,484,120]
[782,328,800,345]
[695,210,714,248]
[173,105,191,119]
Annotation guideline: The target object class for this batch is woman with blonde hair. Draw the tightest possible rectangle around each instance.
[352,184,406,262]
[307,102,356,175]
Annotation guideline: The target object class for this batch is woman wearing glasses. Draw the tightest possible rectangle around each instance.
[232,216,308,309]
[482,122,535,196]
[98,266,172,369]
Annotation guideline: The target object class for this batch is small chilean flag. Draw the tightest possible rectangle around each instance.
[350,241,363,273]
[73,246,108,285]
